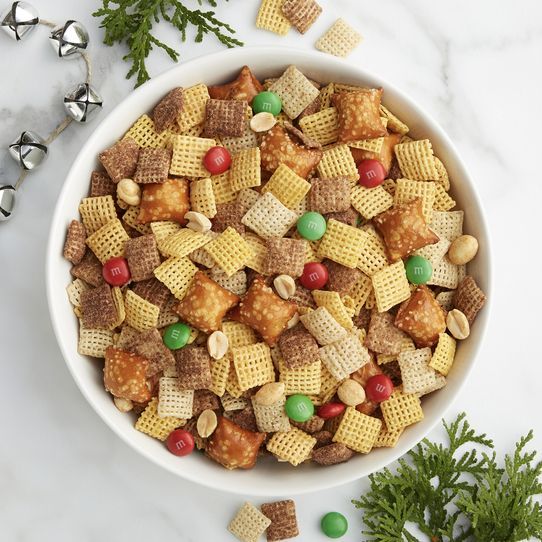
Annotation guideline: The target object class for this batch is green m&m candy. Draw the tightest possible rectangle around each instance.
[321,512,348,539]
[252,91,282,116]
[296,212,327,241]
[405,255,433,285]
[285,394,314,422]
[163,322,191,350]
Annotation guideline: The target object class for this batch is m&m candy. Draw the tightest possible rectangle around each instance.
[285,394,314,422]
[163,322,191,350]
[252,91,282,116]
[102,257,130,286]
[365,374,394,402]
[357,159,387,188]
[203,146,231,175]
[317,403,346,420]
[321,512,348,538]
[166,429,195,457]
[296,211,326,241]
[299,262,329,290]
[405,255,432,284]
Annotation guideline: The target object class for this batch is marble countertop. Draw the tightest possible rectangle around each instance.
[1,0,541,540]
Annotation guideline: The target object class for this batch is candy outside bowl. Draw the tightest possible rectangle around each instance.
[46,47,492,496]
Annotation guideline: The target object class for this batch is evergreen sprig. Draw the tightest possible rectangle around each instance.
[93,0,243,87]
[353,413,542,541]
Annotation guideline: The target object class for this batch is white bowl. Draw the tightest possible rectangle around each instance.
[46,47,491,496]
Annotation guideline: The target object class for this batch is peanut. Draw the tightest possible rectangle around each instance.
[207,330,229,359]
[446,309,470,340]
[337,379,366,406]
[184,211,212,233]
[448,235,479,265]
[254,382,285,406]
[273,274,296,300]
[113,396,133,412]
[117,178,141,206]
[197,409,217,438]
[249,112,277,133]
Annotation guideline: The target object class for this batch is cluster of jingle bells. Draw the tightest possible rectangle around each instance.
[0,1,103,221]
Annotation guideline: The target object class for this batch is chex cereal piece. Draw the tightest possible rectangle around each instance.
[67,278,89,308]
[212,201,246,234]
[316,18,362,58]
[131,328,176,376]
[132,278,170,311]
[433,183,456,211]
[242,193,298,239]
[317,219,365,269]
[223,371,247,401]
[175,345,212,390]
[225,403,259,432]
[210,355,231,396]
[222,119,259,154]
[160,228,210,258]
[436,290,455,312]
[453,275,487,324]
[169,135,215,178]
[372,261,411,312]
[379,104,409,135]
[325,260,362,297]
[267,427,316,466]
[298,107,339,146]
[332,407,381,453]
[229,502,272,542]
[90,170,115,198]
[78,323,114,358]
[261,163,311,209]
[365,310,409,355]
[63,220,87,264]
[381,389,424,432]
[413,235,451,268]
[123,206,152,235]
[152,87,184,133]
[123,114,169,148]
[348,137,385,153]
[175,271,239,333]
[373,422,404,448]
[153,256,198,300]
[429,333,457,376]
[394,179,437,222]
[398,348,446,396]
[124,289,159,331]
[357,228,389,277]
[279,358,321,395]
[317,144,359,183]
[232,342,275,390]
[204,98,247,138]
[256,0,291,36]
[190,178,217,218]
[139,179,190,224]
[157,377,194,419]
[309,177,351,215]
[427,256,459,289]
[318,363,340,404]
[79,195,116,235]
[71,251,104,287]
[351,185,394,219]
[300,306,346,346]
[177,83,210,132]
[222,321,258,348]
[263,237,307,277]
[433,156,450,190]
[209,267,247,296]
[125,234,161,282]
[269,66,320,119]
[251,396,290,432]
[278,325,319,369]
[99,137,139,183]
[348,272,373,314]
[318,333,370,380]
[86,219,130,264]
[205,226,254,276]
[282,0,321,33]
[291,414,325,434]
[229,147,262,192]
[394,139,439,181]
[261,500,299,541]
[312,290,353,330]
[430,210,464,241]
[135,397,183,441]
[243,233,268,274]
[211,171,236,204]
[237,189,261,214]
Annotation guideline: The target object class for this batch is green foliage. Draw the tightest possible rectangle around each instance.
[93,0,243,87]
[353,413,542,541]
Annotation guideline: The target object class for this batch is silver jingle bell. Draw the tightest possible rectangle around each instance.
[0,185,16,221]
[8,131,48,170]
[0,1,38,41]
[64,83,103,123]
[49,20,88,58]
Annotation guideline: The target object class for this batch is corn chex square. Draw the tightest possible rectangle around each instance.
[256,0,291,36]
[394,178,437,223]
[351,185,394,219]
[317,144,359,183]
[210,171,237,204]
[318,333,370,380]
[398,348,446,396]
[124,289,160,331]
[300,306,347,346]
[79,195,117,235]
[153,256,199,300]
[209,355,230,397]
[78,324,114,358]
[241,193,297,239]
[123,114,169,148]
[266,428,316,466]
[372,261,411,312]
[312,290,353,330]
[333,407,381,453]
[279,358,322,395]
[228,502,272,542]
[86,219,130,264]
[243,233,268,274]
[269,66,320,120]
[429,333,457,376]
[373,422,404,448]
[157,377,194,419]
[380,104,409,135]
[190,178,217,218]
[135,397,184,441]
[169,135,215,178]
[261,163,310,209]
[316,18,363,58]
[177,83,210,132]
[298,107,339,145]
[159,228,210,258]
[357,228,389,277]
[205,226,254,277]
[231,342,275,391]
[222,321,258,348]
[317,219,366,269]
[229,147,262,192]
[394,139,439,181]
[433,183,456,211]
[381,389,424,432]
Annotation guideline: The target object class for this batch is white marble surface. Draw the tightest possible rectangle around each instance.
[1,0,541,540]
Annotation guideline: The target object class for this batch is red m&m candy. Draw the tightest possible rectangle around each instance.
[357,159,387,188]
[203,146,231,175]
[365,374,394,402]
[317,402,346,420]
[166,429,195,457]
[102,257,130,286]
[300,262,328,290]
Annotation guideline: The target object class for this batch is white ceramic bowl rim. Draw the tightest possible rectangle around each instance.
[46,46,492,496]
